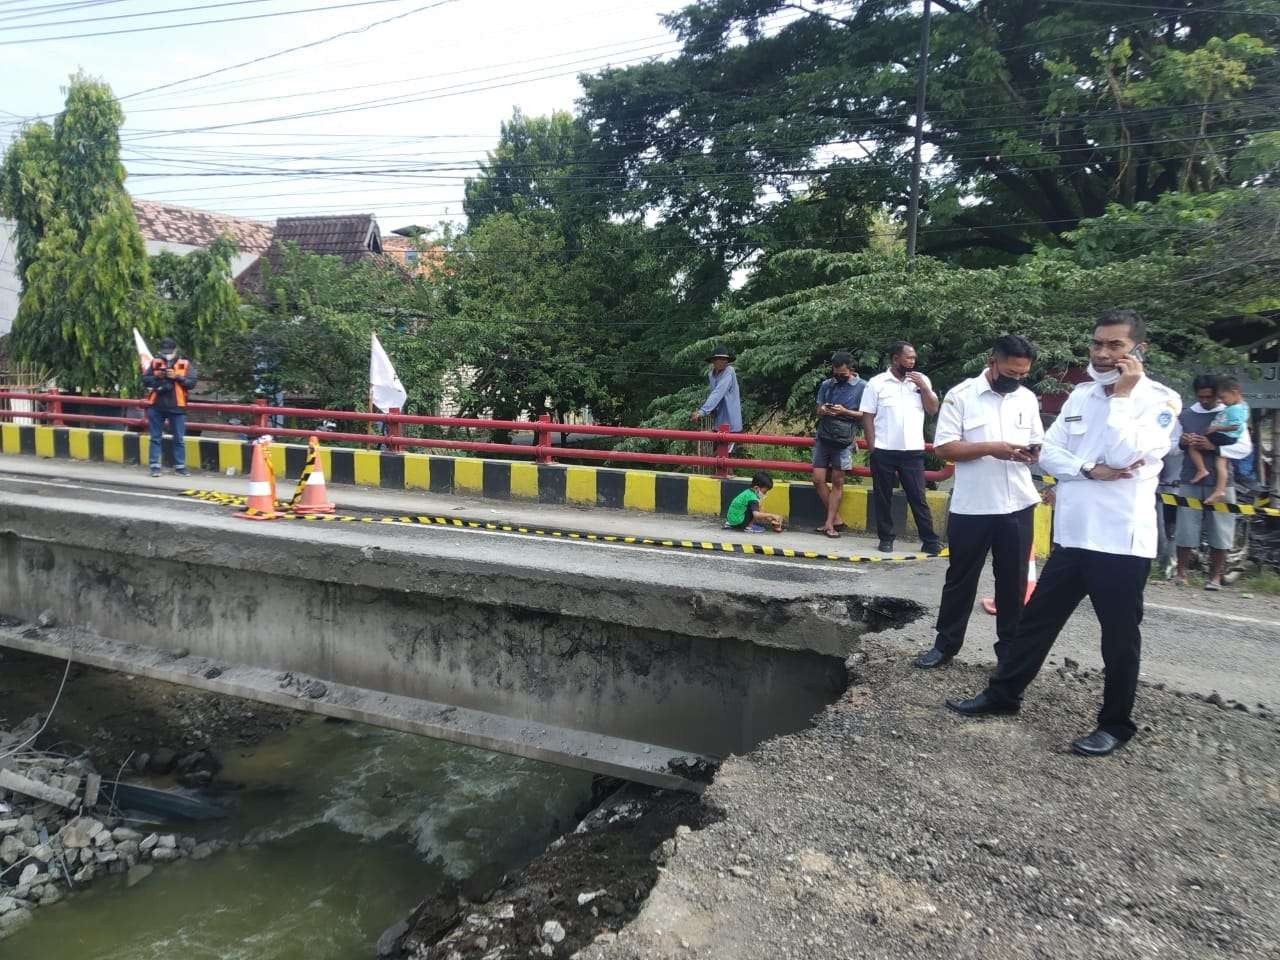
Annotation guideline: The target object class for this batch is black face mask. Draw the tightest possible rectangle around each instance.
[990,371,1021,394]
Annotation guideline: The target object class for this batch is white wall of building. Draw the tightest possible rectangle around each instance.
[143,239,260,278]
[1,219,19,337]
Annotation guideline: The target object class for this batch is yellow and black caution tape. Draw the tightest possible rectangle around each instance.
[1033,474,1277,517]
[181,489,943,564]
[1157,492,1277,517]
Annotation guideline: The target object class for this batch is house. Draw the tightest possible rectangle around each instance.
[381,231,445,277]
[1,200,274,336]
[382,225,445,277]
[132,199,274,276]
[235,213,385,299]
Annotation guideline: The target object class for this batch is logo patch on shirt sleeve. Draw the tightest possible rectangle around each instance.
[1157,410,1173,428]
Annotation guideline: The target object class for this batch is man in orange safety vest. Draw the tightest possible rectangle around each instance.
[142,336,198,478]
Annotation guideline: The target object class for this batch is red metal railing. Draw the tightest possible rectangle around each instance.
[0,390,953,481]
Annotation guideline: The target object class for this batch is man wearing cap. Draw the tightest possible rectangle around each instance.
[142,336,198,478]
[691,344,743,446]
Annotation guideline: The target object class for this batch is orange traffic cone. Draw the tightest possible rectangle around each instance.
[981,545,1037,616]
[293,436,335,514]
[235,436,280,520]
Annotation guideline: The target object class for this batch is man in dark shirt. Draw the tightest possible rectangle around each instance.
[811,351,865,538]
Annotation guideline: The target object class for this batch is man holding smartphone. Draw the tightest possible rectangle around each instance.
[914,335,1043,669]
[946,311,1180,757]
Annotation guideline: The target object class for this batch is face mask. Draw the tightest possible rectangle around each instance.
[892,364,911,377]
[990,372,1021,394]
[1087,362,1120,386]
[163,352,176,361]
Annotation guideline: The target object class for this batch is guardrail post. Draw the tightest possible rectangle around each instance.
[252,397,269,429]
[48,388,64,427]
[386,407,403,453]
[713,423,732,479]
[536,413,554,465]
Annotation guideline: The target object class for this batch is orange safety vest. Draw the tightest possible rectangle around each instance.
[147,358,190,408]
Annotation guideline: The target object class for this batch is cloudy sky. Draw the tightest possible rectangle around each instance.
[0,0,731,233]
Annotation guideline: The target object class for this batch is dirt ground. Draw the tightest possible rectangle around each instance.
[571,637,1280,960]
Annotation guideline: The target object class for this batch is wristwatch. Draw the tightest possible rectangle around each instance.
[1082,461,1097,479]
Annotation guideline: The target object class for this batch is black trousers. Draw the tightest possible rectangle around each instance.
[934,505,1035,659]
[987,547,1150,739]
[869,449,939,544]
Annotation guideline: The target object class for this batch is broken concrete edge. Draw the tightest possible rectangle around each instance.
[0,492,924,658]
[0,622,715,793]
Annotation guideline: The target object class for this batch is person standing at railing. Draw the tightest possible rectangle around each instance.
[690,343,742,453]
[811,351,865,539]
[859,341,943,555]
[142,336,198,479]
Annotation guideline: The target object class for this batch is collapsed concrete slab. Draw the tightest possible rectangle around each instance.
[0,492,923,788]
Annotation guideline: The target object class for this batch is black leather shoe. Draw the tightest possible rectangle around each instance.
[913,648,952,669]
[1070,729,1125,757]
[945,690,1020,717]
[921,541,944,557]
[878,539,894,553]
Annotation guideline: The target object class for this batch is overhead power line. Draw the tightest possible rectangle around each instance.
[118,0,460,101]
[0,0,445,45]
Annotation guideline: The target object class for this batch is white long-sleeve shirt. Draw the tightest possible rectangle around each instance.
[1039,376,1181,558]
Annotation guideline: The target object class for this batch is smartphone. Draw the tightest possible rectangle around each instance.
[1128,346,1146,363]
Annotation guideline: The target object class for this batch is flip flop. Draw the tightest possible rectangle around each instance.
[823,529,841,539]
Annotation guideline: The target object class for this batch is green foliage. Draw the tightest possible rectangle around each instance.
[642,184,1274,431]
[448,110,697,424]
[0,74,156,393]
[579,0,1280,297]
[207,244,446,415]
[150,236,243,359]
[437,210,682,422]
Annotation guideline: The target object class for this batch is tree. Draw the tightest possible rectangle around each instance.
[579,0,1280,297]
[642,187,1279,433]
[0,74,156,393]
[150,236,243,359]
[208,244,447,415]
[437,210,680,423]
[450,110,697,424]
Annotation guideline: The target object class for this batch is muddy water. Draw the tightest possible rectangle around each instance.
[4,718,596,960]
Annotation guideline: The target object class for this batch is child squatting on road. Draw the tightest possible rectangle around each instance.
[724,472,785,533]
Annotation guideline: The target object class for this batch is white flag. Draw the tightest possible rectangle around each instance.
[133,328,154,372]
[369,332,407,412]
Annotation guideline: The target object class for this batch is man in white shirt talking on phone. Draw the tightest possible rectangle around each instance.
[946,310,1180,758]
[914,335,1043,670]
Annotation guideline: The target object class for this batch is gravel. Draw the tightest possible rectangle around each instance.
[578,636,1280,960]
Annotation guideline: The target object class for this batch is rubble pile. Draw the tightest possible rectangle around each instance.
[0,720,220,942]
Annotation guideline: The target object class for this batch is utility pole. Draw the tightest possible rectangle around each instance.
[905,0,932,269]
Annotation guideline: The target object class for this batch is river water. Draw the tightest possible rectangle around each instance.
[4,718,596,960]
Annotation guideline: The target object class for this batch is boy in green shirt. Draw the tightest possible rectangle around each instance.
[725,472,784,533]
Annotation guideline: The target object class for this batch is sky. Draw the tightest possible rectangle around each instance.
[0,0,713,233]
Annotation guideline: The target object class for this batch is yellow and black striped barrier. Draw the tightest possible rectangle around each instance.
[1034,473,1277,517]
[181,489,944,565]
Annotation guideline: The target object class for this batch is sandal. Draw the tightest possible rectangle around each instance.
[823,529,841,539]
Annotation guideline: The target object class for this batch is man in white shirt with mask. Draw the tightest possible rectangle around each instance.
[946,310,1180,758]
[914,335,1043,670]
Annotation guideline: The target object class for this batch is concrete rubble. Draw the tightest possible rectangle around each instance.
[0,718,226,942]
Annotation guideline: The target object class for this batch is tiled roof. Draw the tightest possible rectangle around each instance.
[132,199,274,255]
[235,213,383,298]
